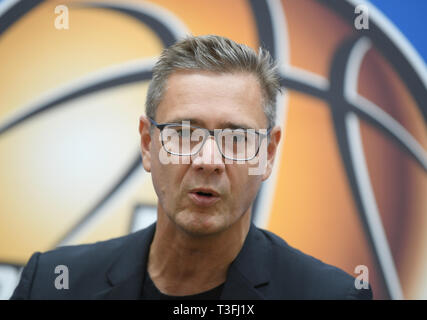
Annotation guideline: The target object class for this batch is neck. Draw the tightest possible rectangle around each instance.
[147,207,252,296]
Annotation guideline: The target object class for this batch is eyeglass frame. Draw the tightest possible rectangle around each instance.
[148,117,272,161]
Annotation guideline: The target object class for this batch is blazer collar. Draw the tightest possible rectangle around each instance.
[94,223,156,300]
[220,223,271,299]
[95,222,271,300]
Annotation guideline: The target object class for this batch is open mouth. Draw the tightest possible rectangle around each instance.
[189,189,220,207]
[190,188,219,197]
[195,191,213,197]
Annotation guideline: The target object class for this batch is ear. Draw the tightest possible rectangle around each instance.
[139,115,152,172]
[262,126,281,181]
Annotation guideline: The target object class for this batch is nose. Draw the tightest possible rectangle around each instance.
[191,136,225,173]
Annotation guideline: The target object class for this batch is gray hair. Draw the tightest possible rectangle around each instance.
[145,35,281,129]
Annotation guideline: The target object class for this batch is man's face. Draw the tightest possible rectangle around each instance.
[139,70,280,237]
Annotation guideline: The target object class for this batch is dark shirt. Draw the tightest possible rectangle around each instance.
[141,269,224,300]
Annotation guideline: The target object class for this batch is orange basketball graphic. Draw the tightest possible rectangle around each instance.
[0,0,425,300]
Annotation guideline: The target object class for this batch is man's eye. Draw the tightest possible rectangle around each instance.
[176,128,192,137]
[233,134,247,142]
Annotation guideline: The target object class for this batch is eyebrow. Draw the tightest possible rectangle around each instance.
[164,118,255,130]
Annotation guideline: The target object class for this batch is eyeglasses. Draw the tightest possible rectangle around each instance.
[148,117,271,161]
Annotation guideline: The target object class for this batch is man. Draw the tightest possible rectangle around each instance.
[11,35,372,300]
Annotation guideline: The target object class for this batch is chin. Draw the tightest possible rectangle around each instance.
[176,211,227,237]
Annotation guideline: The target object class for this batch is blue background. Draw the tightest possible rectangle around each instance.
[368,0,427,64]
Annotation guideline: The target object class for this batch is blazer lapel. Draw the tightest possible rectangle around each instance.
[220,223,272,300]
[94,223,156,300]
[93,222,271,300]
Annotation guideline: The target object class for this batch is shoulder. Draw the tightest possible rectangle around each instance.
[254,227,372,299]
[11,230,143,299]
[37,231,136,266]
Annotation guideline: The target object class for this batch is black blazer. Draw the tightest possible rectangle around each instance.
[10,223,372,299]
